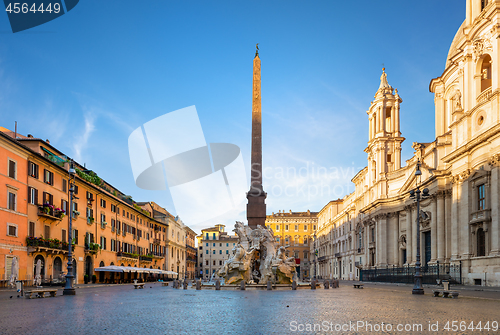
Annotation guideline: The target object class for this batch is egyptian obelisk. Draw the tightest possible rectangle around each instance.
[247,44,267,229]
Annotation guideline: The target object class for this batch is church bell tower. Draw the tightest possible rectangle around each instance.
[365,69,405,197]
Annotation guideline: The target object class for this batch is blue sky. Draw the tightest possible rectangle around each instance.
[0,0,464,233]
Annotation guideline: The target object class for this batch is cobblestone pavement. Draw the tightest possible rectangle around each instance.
[0,283,499,335]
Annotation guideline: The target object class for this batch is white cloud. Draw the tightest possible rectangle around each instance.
[73,111,96,162]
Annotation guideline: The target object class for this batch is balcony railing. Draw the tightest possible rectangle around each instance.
[87,217,94,225]
[26,237,70,254]
[117,252,138,259]
[470,209,490,224]
[101,222,107,229]
[335,253,341,258]
[139,255,153,262]
[477,87,493,104]
[153,238,161,244]
[37,207,64,221]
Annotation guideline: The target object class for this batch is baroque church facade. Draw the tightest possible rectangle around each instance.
[313,0,500,286]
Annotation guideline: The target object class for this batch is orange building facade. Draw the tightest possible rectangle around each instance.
[0,128,180,285]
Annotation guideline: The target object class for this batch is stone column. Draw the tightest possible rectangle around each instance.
[431,195,438,262]
[379,214,387,266]
[490,162,500,255]
[437,191,446,262]
[411,205,417,265]
[451,181,460,259]
[460,176,471,257]
[393,213,400,266]
[445,190,452,262]
[406,205,412,265]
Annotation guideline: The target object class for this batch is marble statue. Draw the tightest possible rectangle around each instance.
[217,222,296,285]
[34,259,42,286]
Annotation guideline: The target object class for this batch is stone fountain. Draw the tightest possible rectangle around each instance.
[217,221,296,285]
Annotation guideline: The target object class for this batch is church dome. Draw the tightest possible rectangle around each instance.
[445,20,466,69]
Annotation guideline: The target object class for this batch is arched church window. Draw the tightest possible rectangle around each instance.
[480,54,492,93]
[477,228,486,256]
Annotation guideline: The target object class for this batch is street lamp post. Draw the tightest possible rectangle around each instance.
[63,160,76,296]
[313,233,317,280]
[410,160,429,295]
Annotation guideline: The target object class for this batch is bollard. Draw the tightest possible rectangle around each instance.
[324,281,329,289]
[267,280,272,291]
[240,281,245,290]
[196,280,201,290]
[292,280,297,290]
[183,281,188,290]
[215,279,221,290]
[311,280,316,290]
[336,280,340,288]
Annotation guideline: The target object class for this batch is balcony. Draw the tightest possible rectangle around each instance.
[117,252,138,260]
[101,222,107,229]
[153,238,161,245]
[477,87,493,104]
[149,252,164,258]
[139,255,153,262]
[335,253,341,258]
[37,206,64,221]
[26,237,70,255]
[87,217,94,225]
[84,243,100,255]
[470,209,490,225]
[317,256,327,262]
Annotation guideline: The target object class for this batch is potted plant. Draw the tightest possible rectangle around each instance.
[92,274,97,284]
[84,274,89,284]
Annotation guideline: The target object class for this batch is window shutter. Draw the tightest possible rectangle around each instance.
[35,189,38,205]
[28,187,32,203]
[90,233,94,243]
[62,179,67,193]
[8,160,16,178]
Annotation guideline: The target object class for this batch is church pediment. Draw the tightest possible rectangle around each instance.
[398,164,433,194]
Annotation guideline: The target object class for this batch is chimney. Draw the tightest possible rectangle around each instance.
[46,139,50,144]
[27,134,33,138]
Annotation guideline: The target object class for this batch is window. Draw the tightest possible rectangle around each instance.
[206,250,208,254]
[7,223,17,237]
[61,200,68,214]
[74,185,78,195]
[73,229,79,244]
[219,250,222,254]
[371,227,375,243]
[62,229,67,243]
[477,228,486,257]
[28,161,39,178]
[8,159,16,179]
[205,260,209,266]
[206,243,208,247]
[213,260,216,266]
[101,213,106,223]
[276,225,280,231]
[8,191,16,211]
[213,233,216,239]
[111,204,116,213]
[295,225,298,231]
[313,225,316,231]
[213,250,215,254]
[43,169,54,185]
[478,184,485,210]
[226,250,228,254]
[285,225,289,232]
[482,0,488,11]
[28,187,38,205]
[42,192,53,206]
[304,225,307,231]
[29,221,35,237]
[62,179,67,193]
[44,225,50,239]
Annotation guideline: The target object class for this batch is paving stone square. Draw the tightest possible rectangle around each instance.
[1,283,499,334]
